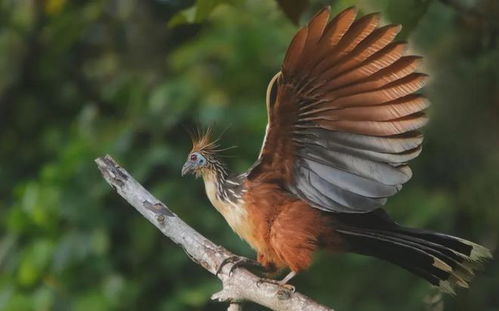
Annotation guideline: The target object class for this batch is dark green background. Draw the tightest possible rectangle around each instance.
[0,0,497,310]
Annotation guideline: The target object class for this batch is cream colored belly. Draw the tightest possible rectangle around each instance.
[204,179,254,243]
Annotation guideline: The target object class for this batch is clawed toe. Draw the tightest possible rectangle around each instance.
[279,283,295,293]
[216,256,261,276]
[216,256,237,276]
[255,278,295,293]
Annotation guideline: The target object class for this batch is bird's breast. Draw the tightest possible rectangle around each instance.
[204,177,253,242]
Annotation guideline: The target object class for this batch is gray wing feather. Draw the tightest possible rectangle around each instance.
[298,146,412,186]
[300,129,423,154]
[292,160,386,213]
[303,158,400,198]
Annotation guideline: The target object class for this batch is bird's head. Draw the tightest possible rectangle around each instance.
[181,128,223,178]
[181,151,212,177]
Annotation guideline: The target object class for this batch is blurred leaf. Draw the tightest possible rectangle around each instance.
[385,0,434,38]
[168,0,243,26]
[45,0,67,15]
[102,274,125,305]
[74,290,109,311]
[275,0,310,24]
[168,11,192,27]
[17,239,54,287]
[33,286,54,311]
[194,0,222,22]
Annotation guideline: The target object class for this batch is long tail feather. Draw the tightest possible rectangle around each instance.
[335,211,492,294]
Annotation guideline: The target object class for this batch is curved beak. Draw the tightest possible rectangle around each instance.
[181,161,195,176]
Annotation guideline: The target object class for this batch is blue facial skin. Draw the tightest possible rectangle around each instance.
[181,152,206,176]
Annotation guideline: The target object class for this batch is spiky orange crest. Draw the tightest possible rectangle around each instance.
[190,127,221,156]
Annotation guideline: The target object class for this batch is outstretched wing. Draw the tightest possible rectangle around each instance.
[248,7,429,213]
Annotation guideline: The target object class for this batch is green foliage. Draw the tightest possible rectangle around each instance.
[384,0,434,39]
[0,0,498,310]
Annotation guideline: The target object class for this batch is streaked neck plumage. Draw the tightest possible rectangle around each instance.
[201,157,249,237]
[201,156,244,202]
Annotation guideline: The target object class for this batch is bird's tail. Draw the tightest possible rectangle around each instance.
[335,211,492,294]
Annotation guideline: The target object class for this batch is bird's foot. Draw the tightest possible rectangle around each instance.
[256,278,296,293]
[256,271,297,293]
[216,255,262,276]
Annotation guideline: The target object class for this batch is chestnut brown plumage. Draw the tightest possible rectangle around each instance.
[182,6,492,294]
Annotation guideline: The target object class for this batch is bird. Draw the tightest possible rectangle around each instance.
[181,6,492,294]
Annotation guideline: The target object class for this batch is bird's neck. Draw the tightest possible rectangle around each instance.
[201,160,250,241]
[202,157,228,190]
[201,156,246,206]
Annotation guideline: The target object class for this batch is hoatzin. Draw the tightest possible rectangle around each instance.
[181,7,492,293]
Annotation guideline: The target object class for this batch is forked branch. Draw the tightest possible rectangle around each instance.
[95,155,333,311]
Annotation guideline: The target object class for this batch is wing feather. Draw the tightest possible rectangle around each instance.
[331,24,402,74]
[307,95,429,121]
[248,7,429,213]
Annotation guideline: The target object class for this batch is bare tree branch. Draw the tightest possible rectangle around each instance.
[95,155,334,311]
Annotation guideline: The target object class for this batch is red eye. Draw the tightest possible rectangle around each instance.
[190,154,197,161]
